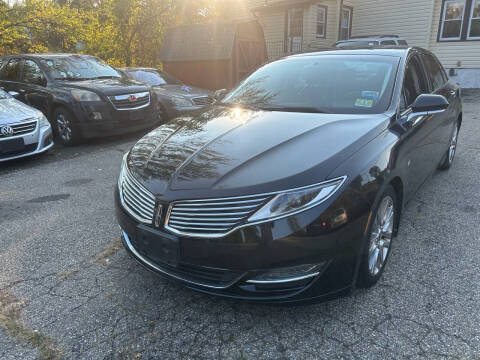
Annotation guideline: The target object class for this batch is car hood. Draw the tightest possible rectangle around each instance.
[55,78,149,96]
[153,84,212,99]
[128,106,389,197]
[0,98,42,125]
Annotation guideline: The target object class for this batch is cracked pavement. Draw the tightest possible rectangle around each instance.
[1,91,479,359]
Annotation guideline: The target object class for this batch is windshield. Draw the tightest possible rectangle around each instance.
[126,69,181,86]
[42,55,121,80]
[222,55,399,114]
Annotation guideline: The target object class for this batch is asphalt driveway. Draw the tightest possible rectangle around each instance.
[1,91,479,360]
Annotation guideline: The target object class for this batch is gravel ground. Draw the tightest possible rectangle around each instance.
[0,91,479,360]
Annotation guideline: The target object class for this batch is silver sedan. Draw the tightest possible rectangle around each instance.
[0,90,53,162]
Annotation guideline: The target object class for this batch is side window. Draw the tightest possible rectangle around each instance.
[381,40,396,45]
[403,56,428,108]
[23,60,45,86]
[422,54,446,92]
[398,40,408,46]
[0,59,21,81]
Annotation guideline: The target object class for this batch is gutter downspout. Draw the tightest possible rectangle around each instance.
[425,0,436,49]
[337,0,344,41]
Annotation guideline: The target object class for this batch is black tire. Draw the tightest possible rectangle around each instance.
[52,107,81,146]
[438,120,460,170]
[357,185,398,288]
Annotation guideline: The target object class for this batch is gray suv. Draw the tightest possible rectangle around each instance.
[334,35,408,48]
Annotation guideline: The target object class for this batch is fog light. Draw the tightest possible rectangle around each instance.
[91,112,102,120]
[246,263,324,284]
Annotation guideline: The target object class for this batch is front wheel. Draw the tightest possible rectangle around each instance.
[438,121,460,170]
[358,185,398,288]
[53,108,81,146]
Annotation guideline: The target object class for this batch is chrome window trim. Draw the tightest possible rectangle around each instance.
[108,91,151,111]
[164,176,347,239]
[122,231,246,289]
[0,119,38,140]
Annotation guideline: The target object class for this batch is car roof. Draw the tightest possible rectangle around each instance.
[119,67,159,72]
[1,53,96,60]
[288,47,412,59]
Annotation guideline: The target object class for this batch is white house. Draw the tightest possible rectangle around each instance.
[227,0,480,88]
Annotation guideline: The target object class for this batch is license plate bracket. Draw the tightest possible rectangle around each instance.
[0,138,25,154]
[134,225,179,267]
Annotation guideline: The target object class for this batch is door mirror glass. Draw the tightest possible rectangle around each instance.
[411,94,449,113]
[214,89,228,101]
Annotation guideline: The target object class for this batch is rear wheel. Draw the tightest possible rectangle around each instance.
[358,186,397,288]
[438,121,460,170]
[53,108,80,146]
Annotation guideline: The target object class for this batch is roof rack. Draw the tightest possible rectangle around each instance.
[349,35,400,39]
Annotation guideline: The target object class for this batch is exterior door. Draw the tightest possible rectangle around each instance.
[285,8,303,53]
[237,40,266,82]
[19,59,49,116]
[400,54,436,195]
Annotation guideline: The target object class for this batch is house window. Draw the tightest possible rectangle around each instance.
[439,0,480,41]
[468,0,480,38]
[340,6,353,40]
[316,5,327,38]
[440,0,466,40]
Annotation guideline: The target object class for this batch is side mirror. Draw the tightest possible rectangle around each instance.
[411,94,449,114]
[214,89,228,101]
[8,91,19,98]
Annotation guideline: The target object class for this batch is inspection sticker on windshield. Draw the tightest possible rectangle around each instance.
[355,98,374,108]
[361,91,379,100]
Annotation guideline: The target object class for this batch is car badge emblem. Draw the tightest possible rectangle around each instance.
[154,204,163,228]
[129,94,137,102]
[1,125,14,137]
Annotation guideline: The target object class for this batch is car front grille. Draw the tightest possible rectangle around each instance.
[165,194,271,237]
[192,96,214,106]
[0,120,37,138]
[109,92,150,110]
[119,166,156,224]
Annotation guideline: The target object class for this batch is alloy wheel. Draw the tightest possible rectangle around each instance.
[368,195,394,276]
[56,114,72,143]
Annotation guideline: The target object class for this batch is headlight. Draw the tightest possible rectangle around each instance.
[170,96,192,107]
[118,153,128,191]
[248,177,346,223]
[37,115,50,128]
[71,89,101,102]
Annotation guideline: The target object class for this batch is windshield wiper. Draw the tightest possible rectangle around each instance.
[93,76,121,80]
[259,106,331,113]
[54,77,90,81]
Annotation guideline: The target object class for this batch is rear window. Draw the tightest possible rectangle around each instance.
[398,40,408,46]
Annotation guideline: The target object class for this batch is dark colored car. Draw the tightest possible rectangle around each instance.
[119,68,213,121]
[115,48,461,304]
[0,54,158,145]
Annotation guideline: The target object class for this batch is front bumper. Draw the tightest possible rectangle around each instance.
[72,101,160,138]
[115,187,368,304]
[0,124,53,162]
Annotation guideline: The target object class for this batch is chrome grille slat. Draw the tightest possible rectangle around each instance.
[109,92,150,110]
[123,175,156,206]
[119,167,156,224]
[0,120,37,138]
[166,194,271,237]
[169,220,237,227]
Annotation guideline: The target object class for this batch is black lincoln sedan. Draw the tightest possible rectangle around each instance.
[0,54,158,145]
[115,48,462,304]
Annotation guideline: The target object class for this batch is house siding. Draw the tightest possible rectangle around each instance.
[351,0,432,48]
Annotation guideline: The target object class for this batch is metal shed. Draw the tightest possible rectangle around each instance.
[160,20,268,91]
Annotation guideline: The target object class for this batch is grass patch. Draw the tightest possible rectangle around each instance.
[0,291,62,360]
[96,240,123,265]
